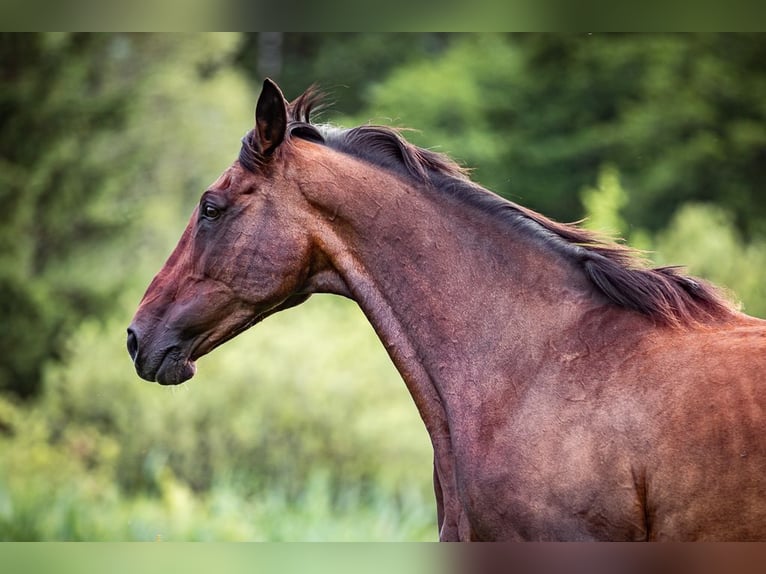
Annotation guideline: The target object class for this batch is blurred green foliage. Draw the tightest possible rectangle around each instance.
[0,34,137,397]
[0,297,435,540]
[355,34,766,237]
[0,33,249,397]
[1,33,765,540]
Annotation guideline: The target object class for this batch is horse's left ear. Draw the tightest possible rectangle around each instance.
[255,78,288,155]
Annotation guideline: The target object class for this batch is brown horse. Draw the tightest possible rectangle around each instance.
[128,79,766,541]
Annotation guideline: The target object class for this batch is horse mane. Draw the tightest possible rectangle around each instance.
[239,86,737,328]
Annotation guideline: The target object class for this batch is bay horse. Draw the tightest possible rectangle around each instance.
[128,79,766,541]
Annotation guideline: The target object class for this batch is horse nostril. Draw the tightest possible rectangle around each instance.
[127,328,139,361]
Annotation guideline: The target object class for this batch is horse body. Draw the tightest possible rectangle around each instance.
[128,79,766,540]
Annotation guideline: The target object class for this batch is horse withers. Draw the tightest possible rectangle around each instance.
[128,79,766,541]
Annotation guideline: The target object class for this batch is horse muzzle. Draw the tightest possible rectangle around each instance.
[126,324,197,385]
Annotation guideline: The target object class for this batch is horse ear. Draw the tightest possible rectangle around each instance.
[254,78,288,155]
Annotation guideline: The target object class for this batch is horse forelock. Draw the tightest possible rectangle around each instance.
[238,131,262,172]
[288,83,325,124]
[238,85,738,328]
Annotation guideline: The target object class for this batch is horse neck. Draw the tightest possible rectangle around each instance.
[297,145,597,415]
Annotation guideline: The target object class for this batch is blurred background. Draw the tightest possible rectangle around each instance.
[0,33,765,540]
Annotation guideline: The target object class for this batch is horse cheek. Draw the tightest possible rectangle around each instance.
[240,233,309,305]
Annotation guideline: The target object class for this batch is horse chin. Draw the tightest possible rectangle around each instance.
[155,355,197,386]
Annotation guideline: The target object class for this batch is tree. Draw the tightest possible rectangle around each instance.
[0,33,249,398]
[0,34,140,397]
[236,33,453,116]
[355,34,766,237]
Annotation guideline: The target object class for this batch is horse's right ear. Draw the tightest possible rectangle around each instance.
[254,78,288,155]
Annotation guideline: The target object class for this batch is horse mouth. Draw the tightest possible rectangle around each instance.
[130,294,311,386]
[155,350,197,385]
[135,346,197,386]
[145,315,260,386]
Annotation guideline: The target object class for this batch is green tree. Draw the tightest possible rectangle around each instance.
[354,34,766,238]
[236,33,452,116]
[0,34,141,398]
[0,33,248,398]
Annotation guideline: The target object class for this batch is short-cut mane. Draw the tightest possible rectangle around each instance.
[239,86,737,328]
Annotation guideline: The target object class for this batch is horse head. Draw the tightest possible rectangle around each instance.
[127,79,320,385]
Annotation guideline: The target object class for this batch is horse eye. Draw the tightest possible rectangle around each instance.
[201,203,221,220]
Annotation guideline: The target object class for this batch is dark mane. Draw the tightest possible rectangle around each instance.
[239,88,737,328]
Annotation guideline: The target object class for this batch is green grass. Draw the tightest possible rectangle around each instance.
[0,469,436,541]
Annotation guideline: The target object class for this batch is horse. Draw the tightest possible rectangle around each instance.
[127,78,766,541]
